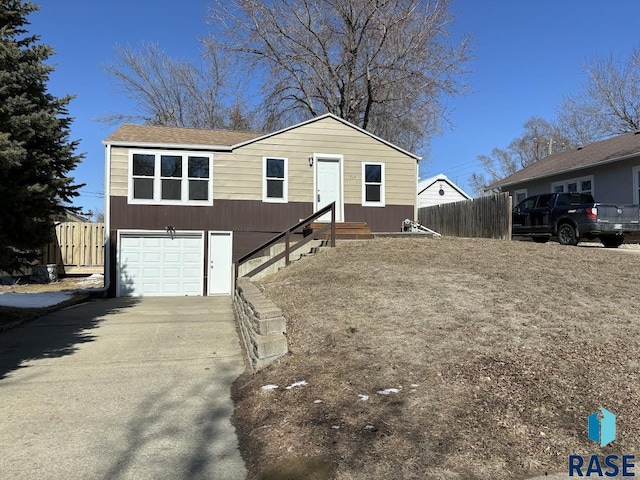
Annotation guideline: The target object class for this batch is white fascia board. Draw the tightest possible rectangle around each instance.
[102,140,233,152]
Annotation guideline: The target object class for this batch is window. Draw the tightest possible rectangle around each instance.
[513,189,528,205]
[362,163,385,206]
[551,175,593,196]
[129,151,213,205]
[262,157,287,202]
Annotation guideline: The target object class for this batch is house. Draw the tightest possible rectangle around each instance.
[103,113,420,297]
[488,130,640,207]
[417,174,471,208]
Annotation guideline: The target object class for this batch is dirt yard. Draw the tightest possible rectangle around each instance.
[232,237,640,480]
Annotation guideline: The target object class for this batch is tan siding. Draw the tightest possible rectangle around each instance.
[235,117,417,205]
[107,116,417,207]
[213,152,262,200]
[110,148,129,197]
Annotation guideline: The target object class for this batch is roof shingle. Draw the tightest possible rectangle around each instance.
[489,131,640,189]
[103,124,263,147]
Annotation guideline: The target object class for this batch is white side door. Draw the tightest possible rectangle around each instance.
[208,231,233,296]
[315,157,342,221]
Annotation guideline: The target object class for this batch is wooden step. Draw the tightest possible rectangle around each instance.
[310,221,374,239]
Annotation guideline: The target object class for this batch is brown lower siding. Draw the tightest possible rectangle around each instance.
[108,196,413,295]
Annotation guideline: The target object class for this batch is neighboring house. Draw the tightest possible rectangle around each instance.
[417,174,471,208]
[488,130,640,206]
[103,113,420,297]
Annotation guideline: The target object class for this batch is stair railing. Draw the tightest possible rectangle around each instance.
[234,202,336,281]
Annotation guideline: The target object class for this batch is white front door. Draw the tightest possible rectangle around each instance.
[316,158,342,221]
[208,231,233,295]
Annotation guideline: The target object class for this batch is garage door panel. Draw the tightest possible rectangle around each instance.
[118,232,204,297]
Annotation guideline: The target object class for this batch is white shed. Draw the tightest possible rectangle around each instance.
[417,174,472,208]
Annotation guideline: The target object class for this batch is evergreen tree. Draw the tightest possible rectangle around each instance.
[0,0,83,273]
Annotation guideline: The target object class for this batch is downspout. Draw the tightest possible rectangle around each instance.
[103,142,111,294]
[415,160,419,221]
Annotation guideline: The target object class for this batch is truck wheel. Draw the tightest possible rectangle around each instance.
[557,223,578,246]
[601,235,624,248]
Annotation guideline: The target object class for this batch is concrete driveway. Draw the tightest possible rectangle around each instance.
[0,297,248,480]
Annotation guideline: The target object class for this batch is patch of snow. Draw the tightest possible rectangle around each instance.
[411,384,419,388]
[285,380,307,389]
[364,424,375,430]
[314,399,323,404]
[261,384,278,390]
[376,388,401,395]
[0,291,74,308]
[331,425,340,430]
[358,394,369,401]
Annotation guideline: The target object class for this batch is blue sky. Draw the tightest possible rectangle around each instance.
[28,0,640,214]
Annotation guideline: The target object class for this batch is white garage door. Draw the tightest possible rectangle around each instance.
[118,231,204,297]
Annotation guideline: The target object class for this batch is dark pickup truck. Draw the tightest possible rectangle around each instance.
[512,192,640,247]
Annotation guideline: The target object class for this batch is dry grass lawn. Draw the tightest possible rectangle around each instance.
[232,237,640,480]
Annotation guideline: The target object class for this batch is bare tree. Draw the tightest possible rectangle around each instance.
[206,0,471,151]
[102,43,253,129]
[469,117,570,196]
[557,47,640,145]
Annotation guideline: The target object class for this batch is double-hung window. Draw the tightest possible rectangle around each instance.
[263,157,287,202]
[129,151,213,205]
[551,175,593,196]
[362,162,385,206]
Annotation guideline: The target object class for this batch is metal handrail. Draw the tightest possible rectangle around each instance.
[234,202,336,280]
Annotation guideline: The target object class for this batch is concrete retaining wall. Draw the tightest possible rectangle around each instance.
[233,277,288,371]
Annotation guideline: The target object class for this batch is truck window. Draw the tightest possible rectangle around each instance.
[535,194,553,208]
[516,197,536,210]
[555,193,571,206]
[579,193,595,204]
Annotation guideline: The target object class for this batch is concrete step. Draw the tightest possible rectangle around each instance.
[241,238,326,281]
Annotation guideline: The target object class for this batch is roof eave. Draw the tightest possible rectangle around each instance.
[102,140,234,151]
[487,150,640,191]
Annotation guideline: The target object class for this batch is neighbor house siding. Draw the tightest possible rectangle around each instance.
[505,155,640,204]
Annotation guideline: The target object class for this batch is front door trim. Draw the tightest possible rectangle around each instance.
[207,231,233,296]
[313,153,344,222]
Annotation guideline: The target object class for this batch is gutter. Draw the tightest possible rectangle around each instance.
[489,150,640,191]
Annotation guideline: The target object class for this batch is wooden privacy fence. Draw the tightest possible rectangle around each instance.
[41,222,105,274]
[418,193,512,240]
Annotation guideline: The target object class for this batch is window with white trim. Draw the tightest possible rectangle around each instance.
[129,151,213,205]
[362,162,385,206]
[551,175,593,196]
[513,188,528,205]
[262,157,288,202]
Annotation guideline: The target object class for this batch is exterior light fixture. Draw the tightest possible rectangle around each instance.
[309,157,314,167]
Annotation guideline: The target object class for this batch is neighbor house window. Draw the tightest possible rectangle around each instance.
[362,162,385,206]
[513,189,528,205]
[129,151,213,205]
[262,157,287,202]
[551,175,593,196]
